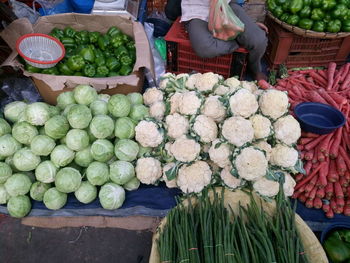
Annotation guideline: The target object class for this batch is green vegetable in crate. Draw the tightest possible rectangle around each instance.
[89,31,100,44]
[281,2,290,11]
[304,0,312,5]
[332,5,349,20]
[324,14,332,23]
[60,37,75,48]
[65,48,75,59]
[106,57,121,71]
[98,34,110,50]
[121,34,130,43]
[79,47,95,63]
[118,65,132,76]
[312,21,326,31]
[298,18,314,29]
[50,28,64,40]
[67,55,85,71]
[311,0,322,7]
[126,41,135,52]
[327,19,342,32]
[64,27,76,38]
[25,64,41,73]
[111,35,124,48]
[75,30,89,45]
[267,0,277,11]
[107,26,122,37]
[343,20,350,31]
[96,66,109,77]
[83,64,96,77]
[120,55,132,66]
[321,0,336,11]
[95,56,105,67]
[290,0,303,14]
[299,6,311,18]
[324,230,350,263]
[114,45,128,59]
[311,8,325,21]
[41,67,59,75]
[273,6,284,18]
[287,14,300,25]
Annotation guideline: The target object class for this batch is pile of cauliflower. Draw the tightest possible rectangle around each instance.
[134,72,303,199]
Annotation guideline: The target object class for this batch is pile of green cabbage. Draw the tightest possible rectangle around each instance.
[0,85,149,218]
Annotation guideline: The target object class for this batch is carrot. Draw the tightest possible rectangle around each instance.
[316,188,325,198]
[305,177,317,193]
[304,134,327,151]
[297,145,304,151]
[308,187,317,200]
[334,181,344,199]
[337,198,345,207]
[344,206,350,216]
[328,160,339,182]
[295,173,304,182]
[257,79,272,90]
[340,71,350,90]
[330,198,337,210]
[326,62,337,90]
[329,127,343,159]
[309,71,327,86]
[340,177,349,188]
[329,93,347,105]
[326,208,334,218]
[301,132,319,138]
[319,133,333,153]
[298,194,307,203]
[317,150,325,162]
[299,137,314,145]
[305,199,314,208]
[323,203,330,213]
[336,155,347,175]
[295,163,322,190]
[313,197,323,209]
[339,147,350,169]
[317,69,328,80]
[317,161,329,188]
[332,74,342,90]
[335,205,344,214]
[304,149,314,161]
[317,88,339,108]
[325,182,334,199]
[340,63,350,82]
[304,161,312,175]
[308,90,328,104]
[292,191,301,199]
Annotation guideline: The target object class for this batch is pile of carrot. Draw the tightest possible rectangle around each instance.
[272,62,350,218]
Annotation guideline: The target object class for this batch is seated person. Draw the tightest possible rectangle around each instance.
[165,0,269,81]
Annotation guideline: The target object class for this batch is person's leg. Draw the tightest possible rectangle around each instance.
[229,2,267,79]
[186,19,239,59]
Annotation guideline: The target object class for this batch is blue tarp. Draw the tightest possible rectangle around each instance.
[0,183,181,218]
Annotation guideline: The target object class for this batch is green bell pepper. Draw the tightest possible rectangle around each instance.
[311,8,325,20]
[41,67,59,75]
[65,48,76,58]
[332,5,349,20]
[75,30,89,45]
[106,57,121,71]
[95,56,106,67]
[58,63,73,75]
[290,0,303,14]
[50,32,62,40]
[120,55,132,66]
[280,13,290,22]
[104,50,113,58]
[89,32,101,44]
[339,0,350,6]
[83,64,96,77]
[324,14,332,23]
[321,0,336,11]
[121,34,130,43]
[98,35,110,51]
[96,66,109,77]
[64,27,76,38]
[267,0,277,11]
[300,6,311,18]
[304,0,312,5]
[51,28,64,38]
[324,233,350,263]
[25,64,42,73]
[342,19,350,31]
[312,20,325,31]
[114,45,128,59]
[273,6,284,18]
[110,35,124,49]
[287,14,300,25]
[276,0,286,4]
[94,49,104,59]
[108,71,120,77]
[118,65,132,76]
[312,0,322,7]
[282,2,291,12]
[327,19,342,32]
[129,52,136,63]
[125,41,136,52]
[298,18,314,29]
[107,26,122,37]
[80,47,95,63]
[67,55,85,71]
[61,37,76,48]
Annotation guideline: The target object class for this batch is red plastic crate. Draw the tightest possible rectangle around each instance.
[265,16,350,69]
[164,18,248,79]
[146,0,167,14]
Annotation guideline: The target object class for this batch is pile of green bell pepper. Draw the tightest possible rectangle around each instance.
[30,26,136,77]
[324,229,350,263]
[267,0,350,33]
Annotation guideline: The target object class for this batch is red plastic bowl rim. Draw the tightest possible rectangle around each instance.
[16,33,66,65]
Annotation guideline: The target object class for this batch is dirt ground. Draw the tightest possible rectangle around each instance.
[0,215,153,263]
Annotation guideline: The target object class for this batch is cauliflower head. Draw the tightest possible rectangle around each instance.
[159,73,175,90]
[135,120,164,147]
[149,101,166,121]
[178,91,202,115]
[136,157,162,184]
[195,72,221,92]
[224,77,240,90]
[274,115,301,145]
[186,73,202,90]
[259,90,289,120]
[209,139,231,168]
[253,140,272,161]
[222,116,254,147]
[201,96,226,122]
[250,114,272,139]
[253,177,280,197]
[193,115,218,143]
[241,81,258,93]
[221,165,242,189]
[214,84,231,96]
[229,89,258,118]
[165,113,189,139]
[177,161,212,193]
[235,147,268,181]
[162,163,177,188]
[284,173,296,196]
[169,136,201,162]
[143,88,164,106]
[168,92,182,114]
[270,144,298,168]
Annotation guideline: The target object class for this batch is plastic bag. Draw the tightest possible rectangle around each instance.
[208,0,245,41]
[9,0,40,24]
[33,0,73,16]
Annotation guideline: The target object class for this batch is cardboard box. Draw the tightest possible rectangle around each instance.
[1,13,154,105]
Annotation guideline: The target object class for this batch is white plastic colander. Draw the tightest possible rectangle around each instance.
[16,33,65,69]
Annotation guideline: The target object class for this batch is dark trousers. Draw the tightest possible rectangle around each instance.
[186,3,267,74]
